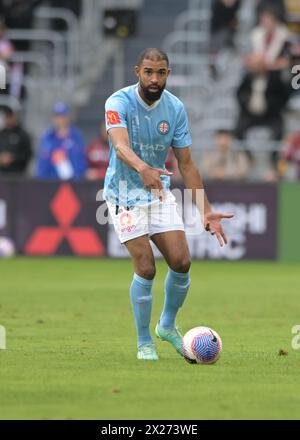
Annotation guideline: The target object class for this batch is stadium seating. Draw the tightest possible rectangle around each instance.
[0,1,117,144]
[161,0,300,179]
[1,0,299,181]
[77,0,189,144]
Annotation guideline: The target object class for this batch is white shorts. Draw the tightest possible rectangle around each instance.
[106,192,185,244]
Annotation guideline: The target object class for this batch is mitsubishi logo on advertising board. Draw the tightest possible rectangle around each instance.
[25,184,105,256]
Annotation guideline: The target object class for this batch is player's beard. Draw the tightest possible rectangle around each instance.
[140,82,166,103]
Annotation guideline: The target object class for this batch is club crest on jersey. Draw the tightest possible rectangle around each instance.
[119,212,131,225]
[158,121,170,135]
[119,212,137,234]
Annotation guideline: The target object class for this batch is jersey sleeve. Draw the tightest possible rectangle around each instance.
[172,104,192,148]
[105,94,128,132]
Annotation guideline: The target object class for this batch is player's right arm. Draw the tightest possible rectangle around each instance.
[108,126,145,173]
[108,126,172,195]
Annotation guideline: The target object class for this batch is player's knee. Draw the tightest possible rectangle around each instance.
[170,257,191,274]
[137,262,156,280]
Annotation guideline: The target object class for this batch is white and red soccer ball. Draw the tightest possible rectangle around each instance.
[183,326,222,364]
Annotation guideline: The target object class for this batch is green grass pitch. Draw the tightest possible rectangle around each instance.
[0,257,299,420]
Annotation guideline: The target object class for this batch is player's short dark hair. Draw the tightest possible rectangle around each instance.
[137,48,169,67]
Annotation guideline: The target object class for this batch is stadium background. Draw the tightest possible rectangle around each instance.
[1,0,300,421]
[0,0,300,261]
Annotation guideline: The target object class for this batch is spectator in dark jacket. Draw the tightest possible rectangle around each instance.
[235,6,292,165]
[0,0,42,28]
[210,0,241,53]
[209,0,241,78]
[36,102,86,180]
[0,106,32,175]
[0,0,43,51]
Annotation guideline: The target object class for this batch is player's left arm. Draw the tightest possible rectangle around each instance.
[173,147,234,247]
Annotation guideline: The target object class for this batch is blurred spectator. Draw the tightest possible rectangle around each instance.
[201,129,251,181]
[0,1,42,50]
[0,1,42,28]
[210,0,241,53]
[280,132,300,180]
[86,122,109,181]
[36,102,86,180]
[0,18,25,100]
[0,17,13,61]
[209,0,241,78]
[235,6,292,165]
[0,105,32,176]
[256,0,286,23]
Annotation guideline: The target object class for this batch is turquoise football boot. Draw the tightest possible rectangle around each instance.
[137,343,159,361]
[155,322,184,357]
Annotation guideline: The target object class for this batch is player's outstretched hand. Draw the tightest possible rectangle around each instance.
[139,165,173,201]
[204,212,234,247]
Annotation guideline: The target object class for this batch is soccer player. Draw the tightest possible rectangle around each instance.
[104,48,233,361]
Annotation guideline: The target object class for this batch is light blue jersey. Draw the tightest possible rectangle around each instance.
[104,84,192,207]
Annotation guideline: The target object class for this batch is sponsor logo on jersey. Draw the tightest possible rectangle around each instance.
[106,110,121,125]
[132,141,166,152]
[158,120,170,135]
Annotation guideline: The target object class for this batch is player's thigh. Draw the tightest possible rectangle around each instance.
[151,230,191,273]
[125,235,156,280]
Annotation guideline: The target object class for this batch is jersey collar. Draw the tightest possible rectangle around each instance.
[135,84,162,111]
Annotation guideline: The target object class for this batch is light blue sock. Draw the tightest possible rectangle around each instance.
[130,273,154,348]
[160,269,191,329]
